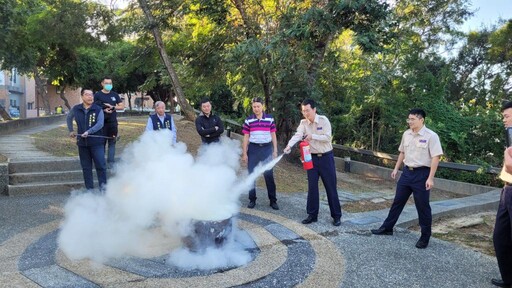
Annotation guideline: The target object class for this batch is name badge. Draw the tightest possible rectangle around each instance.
[419,139,427,143]
[317,127,323,130]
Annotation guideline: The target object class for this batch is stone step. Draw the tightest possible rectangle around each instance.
[7,181,87,196]
[9,170,84,185]
[8,158,81,174]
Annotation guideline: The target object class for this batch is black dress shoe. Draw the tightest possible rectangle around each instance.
[247,201,256,209]
[270,202,279,210]
[332,218,341,226]
[301,215,318,224]
[492,278,511,287]
[371,227,393,235]
[415,239,429,249]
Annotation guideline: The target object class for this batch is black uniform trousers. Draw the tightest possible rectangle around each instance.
[247,142,277,202]
[382,166,432,239]
[78,144,107,190]
[103,121,118,165]
[306,151,342,219]
[493,186,512,284]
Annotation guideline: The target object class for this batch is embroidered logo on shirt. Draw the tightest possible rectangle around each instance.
[419,139,427,143]
[111,97,116,101]
[317,127,323,130]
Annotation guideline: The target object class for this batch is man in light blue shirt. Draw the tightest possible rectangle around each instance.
[145,101,177,145]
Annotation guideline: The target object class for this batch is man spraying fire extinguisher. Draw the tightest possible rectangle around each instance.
[284,99,342,227]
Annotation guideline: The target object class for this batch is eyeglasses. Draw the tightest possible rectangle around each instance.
[406,117,420,123]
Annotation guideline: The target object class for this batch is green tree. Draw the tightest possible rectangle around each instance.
[0,0,118,112]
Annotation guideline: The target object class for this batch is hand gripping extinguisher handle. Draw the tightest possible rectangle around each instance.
[299,141,314,170]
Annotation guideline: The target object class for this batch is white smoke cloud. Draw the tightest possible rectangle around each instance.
[58,130,281,269]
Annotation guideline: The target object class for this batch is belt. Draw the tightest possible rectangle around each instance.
[250,142,271,147]
[405,166,429,171]
[311,150,333,157]
[505,183,512,186]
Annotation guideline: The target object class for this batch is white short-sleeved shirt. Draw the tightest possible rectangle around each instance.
[399,125,443,168]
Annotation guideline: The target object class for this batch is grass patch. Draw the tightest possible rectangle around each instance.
[410,212,496,256]
[32,116,148,157]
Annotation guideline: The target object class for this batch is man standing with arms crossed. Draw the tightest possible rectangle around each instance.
[284,99,342,226]
[195,98,224,144]
[491,101,512,288]
[94,76,124,168]
[371,108,443,249]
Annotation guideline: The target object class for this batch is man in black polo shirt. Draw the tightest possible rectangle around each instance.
[94,76,124,168]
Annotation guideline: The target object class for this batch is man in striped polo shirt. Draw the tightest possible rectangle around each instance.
[242,97,279,210]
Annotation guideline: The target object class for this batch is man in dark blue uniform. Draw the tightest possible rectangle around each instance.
[67,89,107,190]
[284,99,342,226]
[371,109,443,249]
[94,76,124,168]
[195,98,224,144]
[491,101,512,288]
[145,101,177,145]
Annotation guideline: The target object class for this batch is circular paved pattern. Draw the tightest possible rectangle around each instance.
[7,208,344,287]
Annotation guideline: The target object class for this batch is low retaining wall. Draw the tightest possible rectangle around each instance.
[335,158,495,196]
[0,115,66,135]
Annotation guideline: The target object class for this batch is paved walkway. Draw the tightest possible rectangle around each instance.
[0,123,65,161]
[0,121,503,287]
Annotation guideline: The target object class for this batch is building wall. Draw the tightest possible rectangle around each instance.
[0,71,7,111]
[0,69,25,119]
[25,78,37,118]
[122,91,154,111]
[42,85,81,115]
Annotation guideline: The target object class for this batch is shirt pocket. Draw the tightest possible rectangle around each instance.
[315,126,326,136]
[416,140,428,148]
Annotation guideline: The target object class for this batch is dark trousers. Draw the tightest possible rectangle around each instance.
[493,186,512,283]
[78,145,107,190]
[202,137,220,145]
[248,143,276,202]
[306,151,342,219]
[382,167,432,238]
[104,122,118,165]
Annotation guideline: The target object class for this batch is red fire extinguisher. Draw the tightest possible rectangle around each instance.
[299,141,314,170]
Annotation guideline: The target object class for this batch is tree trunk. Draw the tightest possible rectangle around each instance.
[370,107,375,151]
[306,34,332,91]
[232,0,273,110]
[59,85,71,110]
[0,104,12,120]
[138,0,196,121]
[33,67,50,114]
[127,92,132,111]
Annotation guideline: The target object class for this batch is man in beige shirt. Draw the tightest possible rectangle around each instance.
[284,99,342,226]
[491,101,512,288]
[371,108,443,249]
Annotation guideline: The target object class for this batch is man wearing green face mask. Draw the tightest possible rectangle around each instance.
[94,76,124,168]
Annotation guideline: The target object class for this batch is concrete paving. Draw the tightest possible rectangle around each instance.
[0,192,502,288]
[0,122,66,161]
[0,121,504,287]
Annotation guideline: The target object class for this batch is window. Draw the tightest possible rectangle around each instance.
[27,102,33,110]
